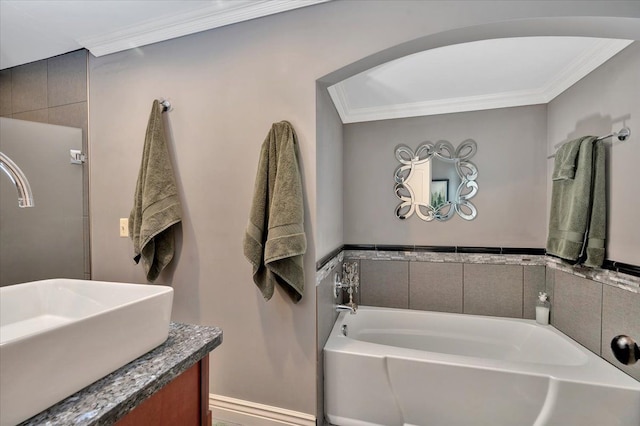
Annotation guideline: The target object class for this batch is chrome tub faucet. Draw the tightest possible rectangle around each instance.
[335,261,359,314]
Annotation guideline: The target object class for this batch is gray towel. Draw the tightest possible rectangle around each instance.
[243,121,306,302]
[129,100,182,282]
[546,136,606,267]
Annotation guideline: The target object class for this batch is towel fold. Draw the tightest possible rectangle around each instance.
[129,100,182,282]
[243,121,306,302]
[552,137,583,181]
[546,136,606,267]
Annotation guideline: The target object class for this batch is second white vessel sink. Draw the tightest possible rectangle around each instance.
[0,278,173,426]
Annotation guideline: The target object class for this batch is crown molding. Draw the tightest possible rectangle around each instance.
[541,38,633,102]
[79,0,330,57]
[331,87,549,124]
[327,83,351,123]
[330,38,634,124]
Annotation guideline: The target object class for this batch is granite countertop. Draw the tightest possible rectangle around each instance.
[20,322,223,426]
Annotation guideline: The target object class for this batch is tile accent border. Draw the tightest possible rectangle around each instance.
[316,246,639,294]
[547,257,639,294]
[344,250,546,266]
[316,251,343,286]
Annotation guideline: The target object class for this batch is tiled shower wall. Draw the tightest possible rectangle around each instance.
[0,50,90,278]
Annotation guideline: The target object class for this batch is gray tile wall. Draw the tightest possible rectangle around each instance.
[358,259,545,319]
[360,259,409,308]
[0,50,90,278]
[410,262,463,313]
[551,269,640,381]
[352,258,639,381]
[464,264,523,318]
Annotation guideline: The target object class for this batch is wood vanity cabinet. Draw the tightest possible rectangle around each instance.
[115,356,212,426]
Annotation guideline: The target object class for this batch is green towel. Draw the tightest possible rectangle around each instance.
[129,100,182,282]
[552,137,582,181]
[243,121,307,302]
[546,136,606,267]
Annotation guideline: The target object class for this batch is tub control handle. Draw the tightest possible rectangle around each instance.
[610,335,639,365]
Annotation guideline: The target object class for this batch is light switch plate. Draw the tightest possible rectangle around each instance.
[119,218,129,237]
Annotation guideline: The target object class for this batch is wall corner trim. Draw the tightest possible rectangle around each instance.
[209,394,316,426]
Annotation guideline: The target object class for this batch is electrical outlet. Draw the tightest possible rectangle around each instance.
[119,218,129,237]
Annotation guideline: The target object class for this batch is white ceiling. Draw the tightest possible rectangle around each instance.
[1,3,633,123]
[0,0,329,70]
[329,37,634,123]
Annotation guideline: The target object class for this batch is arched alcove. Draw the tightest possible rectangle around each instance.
[316,15,640,258]
[319,16,640,86]
[316,14,640,422]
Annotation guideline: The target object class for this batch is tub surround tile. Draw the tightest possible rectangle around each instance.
[463,264,523,318]
[612,262,640,278]
[47,50,87,107]
[601,285,640,381]
[316,251,343,285]
[410,262,463,313]
[360,260,408,309]
[317,248,638,382]
[11,60,48,113]
[317,262,341,422]
[413,245,457,252]
[546,267,556,324]
[344,250,546,266]
[501,248,547,255]
[523,266,546,320]
[339,248,637,292]
[343,244,376,251]
[457,246,501,254]
[552,271,603,355]
[603,260,640,278]
[317,246,345,270]
[546,257,639,293]
[21,323,222,426]
[461,253,543,265]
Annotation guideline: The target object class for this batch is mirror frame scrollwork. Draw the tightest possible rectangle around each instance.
[394,139,478,221]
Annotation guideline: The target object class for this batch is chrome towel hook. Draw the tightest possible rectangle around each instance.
[159,99,172,112]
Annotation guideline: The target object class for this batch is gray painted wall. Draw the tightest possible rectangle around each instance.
[317,83,344,259]
[343,105,548,247]
[547,42,640,265]
[88,1,640,418]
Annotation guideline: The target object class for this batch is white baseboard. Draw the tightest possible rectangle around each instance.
[209,394,316,426]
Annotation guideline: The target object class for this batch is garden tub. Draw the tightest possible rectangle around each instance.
[324,306,640,426]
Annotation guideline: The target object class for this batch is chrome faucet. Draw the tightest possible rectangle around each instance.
[335,262,359,314]
[336,300,358,314]
[0,152,34,207]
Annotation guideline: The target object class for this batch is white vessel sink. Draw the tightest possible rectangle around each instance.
[0,279,173,426]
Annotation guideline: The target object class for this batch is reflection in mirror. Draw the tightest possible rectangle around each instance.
[394,139,478,221]
[0,118,85,286]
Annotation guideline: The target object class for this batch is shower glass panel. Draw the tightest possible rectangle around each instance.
[0,117,85,286]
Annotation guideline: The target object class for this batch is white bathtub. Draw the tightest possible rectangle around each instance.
[324,306,640,426]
